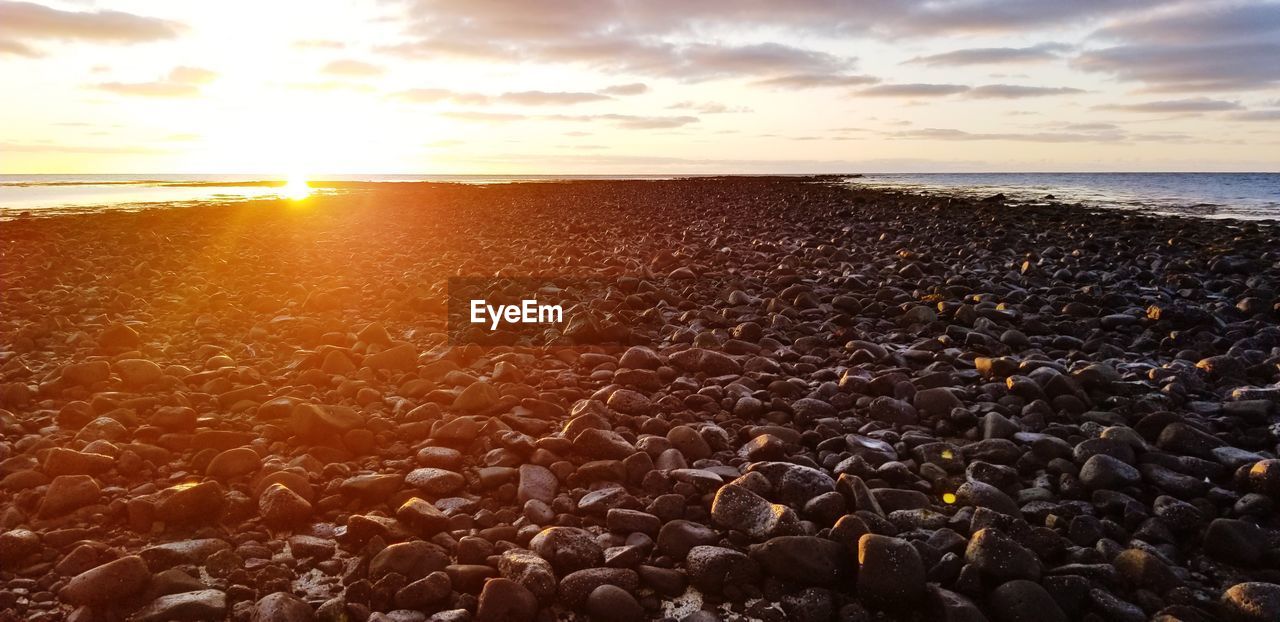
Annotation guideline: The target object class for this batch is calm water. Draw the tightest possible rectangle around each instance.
[851,172,1280,220]
[1,173,1277,221]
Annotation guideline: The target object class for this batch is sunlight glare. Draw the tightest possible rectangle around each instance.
[282,173,311,200]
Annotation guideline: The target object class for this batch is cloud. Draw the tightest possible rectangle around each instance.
[752,73,880,89]
[1094,97,1243,113]
[667,101,752,114]
[293,39,346,49]
[0,1,182,54]
[394,89,613,106]
[0,38,38,57]
[0,140,164,154]
[93,65,217,98]
[906,43,1070,66]
[857,83,970,97]
[322,59,383,77]
[1073,42,1280,92]
[599,82,648,96]
[288,80,376,93]
[1092,3,1280,44]
[968,84,1085,98]
[438,110,698,129]
[893,127,1127,143]
[499,90,610,105]
[1228,110,1280,122]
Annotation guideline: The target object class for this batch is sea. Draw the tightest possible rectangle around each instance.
[0,173,1276,221]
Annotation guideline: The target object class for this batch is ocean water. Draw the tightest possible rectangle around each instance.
[1,173,1277,221]
[850,172,1280,220]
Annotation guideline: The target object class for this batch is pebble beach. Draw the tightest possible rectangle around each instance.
[1,176,1279,621]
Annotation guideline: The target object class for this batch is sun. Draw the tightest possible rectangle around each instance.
[281,173,312,200]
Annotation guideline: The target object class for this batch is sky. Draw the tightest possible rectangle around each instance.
[1,0,1278,175]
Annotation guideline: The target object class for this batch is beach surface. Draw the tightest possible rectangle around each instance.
[1,177,1278,621]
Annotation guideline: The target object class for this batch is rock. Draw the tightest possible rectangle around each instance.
[856,534,925,609]
[396,497,451,536]
[39,474,101,517]
[954,480,1020,516]
[250,592,314,622]
[656,520,720,558]
[619,346,661,370]
[965,528,1040,581]
[98,322,140,350]
[395,571,451,609]
[291,403,364,440]
[60,555,151,606]
[476,578,538,622]
[746,461,836,506]
[259,482,312,528]
[365,343,416,371]
[62,361,110,386]
[914,387,962,416]
[1221,582,1280,622]
[989,580,1068,622]
[1079,454,1140,491]
[686,545,756,593]
[132,589,227,622]
[115,358,164,387]
[405,467,466,496]
[43,448,112,477]
[206,447,261,479]
[586,584,645,622]
[558,568,639,606]
[529,527,604,574]
[499,549,557,601]
[869,396,918,426]
[710,484,800,539]
[1204,518,1264,565]
[516,464,558,505]
[668,348,741,376]
[667,425,712,460]
[369,541,449,581]
[156,481,225,524]
[453,381,498,413]
[749,536,848,586]
[573,428,636,460]
[607,389,652,415]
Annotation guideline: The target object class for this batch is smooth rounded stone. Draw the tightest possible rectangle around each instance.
[749,536,848,586]
[607,389,652,416]
[981,412,1020,440]
[259,482,313,528]
[914,387,962,416]
[856,534,925,609]
[405,468,465,496]
[60,555,151,606]
[710,484,801,539]
[989,580,1068,622]
[291,403,364,439]
[416,446,463,468]
[1113,549,1178,593]
[396,571,452,609]
[139,539,232,570]
[370,541,450,581]
[98,322,140,350]
[476,578,538,622]
[132,589,227,622]
[667,425,712,461]
[287,535,336,560]
[43,447,113,477]
[869,396,918,426]
[1156,423,1224,460]
[619,346,661,370]
[668,348,741,376]
[62,361,111,386]
[0,529,40,562]
[396,497,451,536]
[739,434,787,461]
[38,474,101,518]
[1089,589,1145,622]
[499,549,557,601]
[586,584,645,622]
[250,591,314,622]
[341,473,404,500]
[965,528,1040,581]
[926,586,987,622]
[1204,518,1265,565]
[517,464,558,504]
[607,509,661,536]
[791,397,836,422]
[686,545,757,593]
[452,381,499,413]
[115,358,164,387]
[955,480,1020,516]
[1247,459,1280,498]
[745,461,835,506]
[1074,437,1136,464]
[573,428,637,460]
[529,527,604,574]
[1079,454,1141,491]
[657,519,720,558]
[365,342,417,371]
[1220,582,1280,622]
[558,568,640,606]
[206,447,262,479]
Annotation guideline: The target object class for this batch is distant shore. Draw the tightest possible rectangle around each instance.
[1,177,1277,621]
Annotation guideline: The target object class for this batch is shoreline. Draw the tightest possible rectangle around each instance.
[1,177,1278,621]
